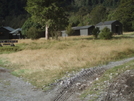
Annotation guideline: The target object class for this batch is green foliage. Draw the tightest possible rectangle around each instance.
[25,0,68,39]
[21,18,42,38]
[0,0,27,28]
[69,13,80,26]
[0,46,22,54]
[27,27,43,40]
[99,27,113,39]
[92,27,100,39]
[113,0,134,31]
[2,14,27,28]
[12,69,30,77]
[21,18,34,37]
[74,0,89,7]
[89,5,107,24]
[50,31,61,40]
[0,0,121,31]
[65,23,74,36]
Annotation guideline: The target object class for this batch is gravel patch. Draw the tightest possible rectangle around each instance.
[0,67,47,101]
[51,57,134,101]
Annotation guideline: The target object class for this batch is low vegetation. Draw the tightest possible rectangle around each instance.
[0,32,134,88]
[27,27,43,39]
[99,27,113,39]
[0,46,22,54]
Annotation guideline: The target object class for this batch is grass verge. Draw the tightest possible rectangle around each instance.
[0,46,22,54]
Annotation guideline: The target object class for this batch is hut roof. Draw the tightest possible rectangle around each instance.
[3,26,15,32]
[72,25,93,30]
[96,20,117,26]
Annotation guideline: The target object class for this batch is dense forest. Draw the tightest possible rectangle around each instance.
[0,0,134,35]
[0,0,27,28]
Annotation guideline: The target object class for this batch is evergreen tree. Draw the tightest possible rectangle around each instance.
[89,5,107,24]
[114,0,134,31]
[66,23,74,36]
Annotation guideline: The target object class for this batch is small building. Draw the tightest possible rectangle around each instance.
[61,25,95,37]
[95,20,123,35]
[79,25,95,36]
[0,26,15,39]
[0,26,22,39]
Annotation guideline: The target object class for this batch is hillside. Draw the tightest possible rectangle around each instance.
[0,0,134,32]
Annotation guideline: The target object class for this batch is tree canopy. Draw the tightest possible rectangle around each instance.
[113,0,134,31]
[0,0,134,33]
[25,0,68,39]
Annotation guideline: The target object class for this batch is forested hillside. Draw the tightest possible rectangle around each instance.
[0,0,27,28]
[0,0,134,32]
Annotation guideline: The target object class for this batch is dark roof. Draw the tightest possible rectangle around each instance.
[96,20,117,26]
[72,25,93,30]
[3,26,15,32]
[72,26,82,30]
[61,25,94,32]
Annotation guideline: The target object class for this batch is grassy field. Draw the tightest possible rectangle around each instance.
[0,32,134,88]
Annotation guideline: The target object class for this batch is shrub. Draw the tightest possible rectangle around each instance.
[22,18,42,38]
[99,27,113,39]
[66,23,74,36]
[92,27,100,39]
[27,27,43,40]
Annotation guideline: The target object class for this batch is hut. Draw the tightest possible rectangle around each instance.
[61,25,95,37]
[0,26,14,39]
[95,20,123,35]
[0,26,23,39]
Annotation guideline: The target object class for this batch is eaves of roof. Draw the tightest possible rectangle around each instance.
[3,26,15,31]
[72,25,93,30]
[96,20,117,26]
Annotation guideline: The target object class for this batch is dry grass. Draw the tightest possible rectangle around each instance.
[0,33,134,88]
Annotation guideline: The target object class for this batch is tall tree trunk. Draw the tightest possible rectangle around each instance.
[45,25,49,40]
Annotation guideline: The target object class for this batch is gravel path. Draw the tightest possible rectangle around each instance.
[0,67,47,101]
[0,57,134,101]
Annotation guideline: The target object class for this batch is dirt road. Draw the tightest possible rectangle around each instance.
[0,57,134,101]
[0,67,48,101]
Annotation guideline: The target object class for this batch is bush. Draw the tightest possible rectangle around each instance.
[22,18,42,38]
[27,27,43,40]
[92,27,100,39]
[66,23,74,36]
[99,27,113,39]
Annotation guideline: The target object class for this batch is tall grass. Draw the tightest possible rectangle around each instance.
[0,34,134,88]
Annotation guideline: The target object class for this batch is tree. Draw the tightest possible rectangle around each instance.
[65,23,74,36]
[25,0,68,40]
[113,0,134,31]
[89,5,107,24]
[92,27,100,39]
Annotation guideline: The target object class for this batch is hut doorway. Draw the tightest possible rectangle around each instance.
[115,25,119,34]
